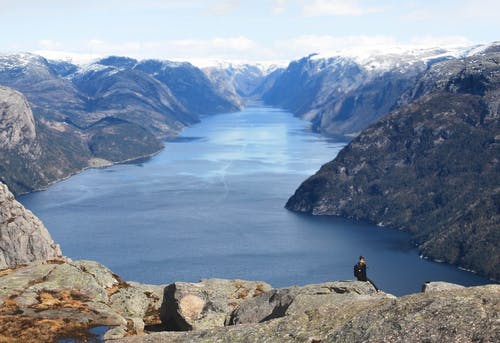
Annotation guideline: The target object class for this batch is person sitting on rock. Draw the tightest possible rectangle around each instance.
[354,255,379,292]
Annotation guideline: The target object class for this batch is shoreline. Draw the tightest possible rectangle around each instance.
[17,146,166,197]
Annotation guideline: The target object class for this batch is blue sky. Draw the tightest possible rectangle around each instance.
[1,0,498,65]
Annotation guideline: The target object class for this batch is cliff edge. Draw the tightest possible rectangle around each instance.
[0,182,62,268]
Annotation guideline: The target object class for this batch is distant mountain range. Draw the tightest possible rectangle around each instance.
[263,44,493,138]
[286,43,500,280]
[0,54,256,194]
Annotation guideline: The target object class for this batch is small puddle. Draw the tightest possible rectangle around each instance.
[58,326,109,343]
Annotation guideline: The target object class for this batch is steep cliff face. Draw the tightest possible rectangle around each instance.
[0,85,91,194]
[0,182,62,268]
[0,86,36,152]
[0,86,91,195]
[286,50,500,280]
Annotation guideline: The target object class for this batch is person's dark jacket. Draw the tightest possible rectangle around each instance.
[354,262,367,281]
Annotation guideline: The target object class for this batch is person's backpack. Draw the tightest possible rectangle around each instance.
[353,264,360,278]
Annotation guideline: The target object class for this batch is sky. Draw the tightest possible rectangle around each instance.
[1,0,499,65]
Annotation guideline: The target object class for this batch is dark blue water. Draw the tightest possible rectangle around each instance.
[20,106,492,295]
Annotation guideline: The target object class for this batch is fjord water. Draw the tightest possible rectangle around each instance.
[20,106,491,295]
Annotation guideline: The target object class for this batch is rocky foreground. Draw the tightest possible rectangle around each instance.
[0,259,498,342]
[0,182,499,342]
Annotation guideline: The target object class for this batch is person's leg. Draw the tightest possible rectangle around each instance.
[366,278,379,291]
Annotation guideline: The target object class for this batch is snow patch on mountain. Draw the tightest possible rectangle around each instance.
[310,43,494,72]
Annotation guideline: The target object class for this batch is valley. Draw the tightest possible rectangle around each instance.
[1,42,499,292]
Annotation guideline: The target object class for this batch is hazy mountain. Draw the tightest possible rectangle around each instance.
[286,47,500,280]
[203,62,284,101]
[263,46,487,138]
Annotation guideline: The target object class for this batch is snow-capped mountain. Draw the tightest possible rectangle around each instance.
[263,42,499,138]
[202,62,284,100]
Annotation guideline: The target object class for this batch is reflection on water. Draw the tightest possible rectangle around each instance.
[20,106,492,295]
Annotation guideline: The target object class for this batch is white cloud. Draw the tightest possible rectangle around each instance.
[87,39,106,50]
[274,34,398,58]
[204,0,240,16]
[302,0,384,17]
[35,36,276,65]
[39,39,62,50]
[272,0,289,14]
[409,36,474,48]
[32,34,480,67]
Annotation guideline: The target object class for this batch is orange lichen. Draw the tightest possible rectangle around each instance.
[0,315,96,343]
[0,264,27,277]
[106,273,130,298]
[143,293,161,326]
[0,296,21,315]
[46,259,66,265]
[30,290,91,312]
[253,283,266,297]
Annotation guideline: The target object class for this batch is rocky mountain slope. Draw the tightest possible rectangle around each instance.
[0,53,242,195]
[263,46,486,138]
[0,182,62,268]
[286,49,500,280]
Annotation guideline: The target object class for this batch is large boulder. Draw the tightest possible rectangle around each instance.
[160,278,272,331]
[0,182,62,268]
[227,280,386,325]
